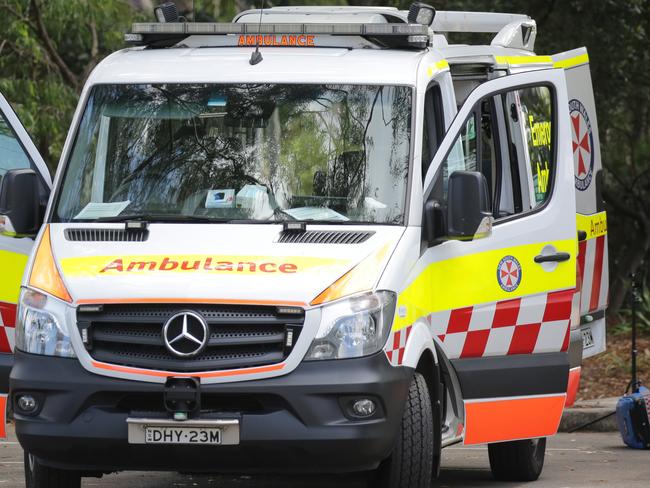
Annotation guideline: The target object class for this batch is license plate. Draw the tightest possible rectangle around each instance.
[581,326,595,349]
[127,418,240,445]
[145,426,221,445]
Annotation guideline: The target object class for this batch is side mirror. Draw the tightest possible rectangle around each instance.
[0,169,41,236]
[447,171,493,240]
[423,199,444,246]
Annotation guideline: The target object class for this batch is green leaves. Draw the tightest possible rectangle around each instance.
[0,77,77,173]
[0,0,142,166]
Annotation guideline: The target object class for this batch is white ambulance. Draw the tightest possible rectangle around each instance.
[0,4,608,487]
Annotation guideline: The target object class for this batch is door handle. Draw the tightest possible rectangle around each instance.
[578,230,587,242]
[534,252,571,264]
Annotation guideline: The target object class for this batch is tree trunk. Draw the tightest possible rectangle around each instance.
[609,231,650,314]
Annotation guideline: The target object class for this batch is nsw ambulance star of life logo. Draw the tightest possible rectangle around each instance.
[497,255,522,292]
[569,98,594,192]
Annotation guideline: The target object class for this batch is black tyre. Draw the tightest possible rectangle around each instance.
[375,372,434,488]
[24,452,81,488]
[488,437,546,481]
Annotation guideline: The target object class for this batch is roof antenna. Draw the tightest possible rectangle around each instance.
[249,0,265,65]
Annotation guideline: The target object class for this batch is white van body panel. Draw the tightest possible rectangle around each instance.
[49,224,404,307]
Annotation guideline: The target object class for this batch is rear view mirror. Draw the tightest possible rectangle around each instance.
[447,171,493,240]
[0,169,41,236]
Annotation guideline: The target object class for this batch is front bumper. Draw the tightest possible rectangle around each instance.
[10,351,412,473]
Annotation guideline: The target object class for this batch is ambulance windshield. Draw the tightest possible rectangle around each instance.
[55,83,412,224]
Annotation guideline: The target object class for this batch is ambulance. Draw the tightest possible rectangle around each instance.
[0,4,608,487]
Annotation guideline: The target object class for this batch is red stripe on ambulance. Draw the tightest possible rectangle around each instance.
[0,302,17,353]
[578,233,608,315]
[385,290,573,365]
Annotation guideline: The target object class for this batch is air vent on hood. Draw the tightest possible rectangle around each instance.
[277,230,374,244]
[64,228,149,242]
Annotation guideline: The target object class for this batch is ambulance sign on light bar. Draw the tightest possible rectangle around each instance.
[126,22,431,49]
[238,34,315,47]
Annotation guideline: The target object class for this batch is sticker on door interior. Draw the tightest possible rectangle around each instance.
[569,99,594,191]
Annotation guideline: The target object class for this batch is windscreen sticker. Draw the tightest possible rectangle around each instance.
[74,201,131,220]
[569,99,594,191]
[205,189,235,208]
[60,254,350,277]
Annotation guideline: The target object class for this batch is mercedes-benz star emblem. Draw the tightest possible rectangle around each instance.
[163,311,209,357]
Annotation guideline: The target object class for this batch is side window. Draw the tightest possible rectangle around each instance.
[430,106,499,209]
[430,84,555,221]
[517,86,554,206]
[478,97,502,213]
[0,112,33,185]
[421,84,444,179]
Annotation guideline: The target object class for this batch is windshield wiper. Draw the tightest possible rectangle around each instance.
[288,219,364,225]
[271,207,297,221]
[91,214,232,223]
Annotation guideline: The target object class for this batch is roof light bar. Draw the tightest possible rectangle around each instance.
[133,22,186,34]
[130,22,429,37]
[185,22,242,35]
[126,22,430,49]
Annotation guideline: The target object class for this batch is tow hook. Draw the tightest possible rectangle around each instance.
[164,377,201,420]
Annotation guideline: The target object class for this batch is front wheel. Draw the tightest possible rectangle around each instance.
[24,452,81,488]
[488,437,546,481]
[374,372,435,488]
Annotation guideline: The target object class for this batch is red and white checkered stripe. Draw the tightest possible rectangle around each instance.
[385,289,573,365]
[577,234,608,314]
[0,302,17,353]
[430,289,573,359]
[385,325,412,366]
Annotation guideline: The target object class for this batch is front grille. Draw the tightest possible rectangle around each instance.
[77,304,304,373]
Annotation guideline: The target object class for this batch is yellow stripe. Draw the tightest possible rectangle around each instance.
[60,254,349,277]
[394,240,576,331]
[576,211,607,240]
[436,59,450,70]
[427,59,449,77]
[0,250,28,303]
[495,55,553,66]
[553,53,589,69]
[311,242,392,305]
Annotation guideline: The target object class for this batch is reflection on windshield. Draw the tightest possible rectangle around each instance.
[56,83,412,224]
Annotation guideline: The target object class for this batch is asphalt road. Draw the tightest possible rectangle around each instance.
[1,426,647,487]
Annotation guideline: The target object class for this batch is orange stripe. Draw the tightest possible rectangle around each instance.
[565,367,581,407]
[77,297,307,307]
[311,242,392,305]
[29,226,73,303]
[464,394,566,445]
[91,360,285,379]
[0,395,6,439]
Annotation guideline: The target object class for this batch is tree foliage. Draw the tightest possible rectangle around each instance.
[0,0,141,171]
[0,0,649,311]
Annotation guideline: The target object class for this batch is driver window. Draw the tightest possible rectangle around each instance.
[430,84,555,222]
[429,112,478,206]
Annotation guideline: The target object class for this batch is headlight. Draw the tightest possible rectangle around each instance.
[305,291,396,360]
[16,288,76,358]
